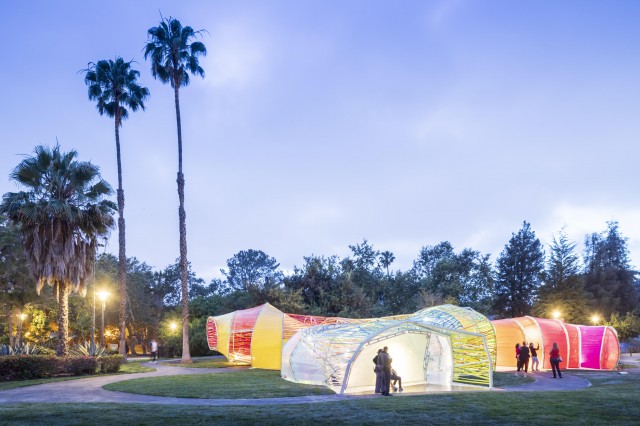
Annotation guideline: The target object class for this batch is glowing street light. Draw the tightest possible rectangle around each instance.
[591,315,600,325]
[552,310,561,320]
[97,291,109,348]
[169,321,178,332]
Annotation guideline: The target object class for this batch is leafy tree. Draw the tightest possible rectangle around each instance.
[583,221,638,316]
[606,310,640,342]
[493,221,545,318]
[144,16,207,364]
[222,249,282,294]
[84,57,149,356]
[378,251,395,277]
[534,229,590,323]
[1,145,115,355]
[412,242,494,313]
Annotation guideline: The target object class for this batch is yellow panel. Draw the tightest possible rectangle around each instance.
[251,303,284,370]
[214,312,234,361]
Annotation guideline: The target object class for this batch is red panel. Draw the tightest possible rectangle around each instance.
[579,326,605,369]
[601,327,620,370]
[229,306,263,364]
[206,317,218,350]
[283,314,352,339]
[535,319,568,370]
[563,323,581,369]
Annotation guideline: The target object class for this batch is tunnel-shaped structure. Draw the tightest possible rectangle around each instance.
[281,319,493,394]
[491,316,619,370]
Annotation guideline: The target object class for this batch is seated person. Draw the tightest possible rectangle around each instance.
[390,368,403,392]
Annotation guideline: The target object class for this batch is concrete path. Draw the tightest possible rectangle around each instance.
[0,360,604,406]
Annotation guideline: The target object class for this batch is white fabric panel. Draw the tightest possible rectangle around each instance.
[280,332,300,381]
[344,333,431,394]
[287,336,326,385]
[425,334,452,386]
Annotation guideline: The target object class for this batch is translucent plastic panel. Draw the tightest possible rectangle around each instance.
[580,326,605,369]
[426,334,452,386]
[214,312,234,361]
[535,319,568,370]
[492,319,525,368]
[206,317,218,351]
[563,324,581,369]
[601,327,620,370]
[231,305,262,333]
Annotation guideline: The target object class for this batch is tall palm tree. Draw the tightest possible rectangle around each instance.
[1,145,116,356]
[83,58,149,357]
[144,17,206,363]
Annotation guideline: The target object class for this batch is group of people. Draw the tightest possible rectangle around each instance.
[515,341,563,378]
[373,346,403,396]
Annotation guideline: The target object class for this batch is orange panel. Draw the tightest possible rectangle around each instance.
[492,319,525,368]
[229,305,262,364]
[601,327,620,370]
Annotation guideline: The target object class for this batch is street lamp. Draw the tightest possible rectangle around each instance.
[17,313,27,346]
[552,310,562,321]
[169,321,177,333]
[591,315,600,325]
[97,291,109,348]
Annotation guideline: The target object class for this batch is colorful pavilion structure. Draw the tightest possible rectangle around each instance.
[491,316,619,370]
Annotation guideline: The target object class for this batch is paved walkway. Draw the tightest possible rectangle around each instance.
[0,358,619,406]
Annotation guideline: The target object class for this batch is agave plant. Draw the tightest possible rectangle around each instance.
[0,343,42,355]
[69,342,110,357]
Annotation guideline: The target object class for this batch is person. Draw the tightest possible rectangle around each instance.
[518,341,530,374]
[515,343,522,371]
[377,346,392,396]
[373,349,383,393]
[150,339,158,362]
[390,368,403,392]
[550,342,563,378]
[529,342,540,371]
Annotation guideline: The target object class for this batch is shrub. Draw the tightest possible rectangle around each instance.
[0,355,99,381]
[70,342,109,357]
[100,355,124,373]
[0,343,42,356]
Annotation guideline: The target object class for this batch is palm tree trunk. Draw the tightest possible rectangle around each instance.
[115,116,128,358]
[56,281,70,356]
[174,85,191,363]
[8,308,14,347]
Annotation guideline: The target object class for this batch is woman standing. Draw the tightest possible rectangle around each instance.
[515,343,522,371]
[550,342,563,378]
[529,342,540,371]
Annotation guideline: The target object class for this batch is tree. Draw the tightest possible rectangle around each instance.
[144,16,207,364]
[84,57,149,357]
[533,229,590,323]
[606,310,640,342]
[1,145,115,355]
[378,251,395,277]
[493,221,545,318]
[583,221,638,316]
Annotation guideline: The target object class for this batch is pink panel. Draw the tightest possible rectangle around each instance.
[563,324,580,369]
[601,327,620,370]
[536,319,568,370]
[579,326,605,369]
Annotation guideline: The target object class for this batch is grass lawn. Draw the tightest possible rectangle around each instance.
[168,358,238,369]
[0,359,155,391]
[1,372,639,425]
[492,371,535,387]
[104,369,334,398]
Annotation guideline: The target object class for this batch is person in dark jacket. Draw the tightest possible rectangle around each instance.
[373,349,383,393]
[518,341,530,374]
[515,343,522,371]
[377,346,392,396]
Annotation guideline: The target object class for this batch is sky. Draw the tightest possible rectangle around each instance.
[1,0,639,281]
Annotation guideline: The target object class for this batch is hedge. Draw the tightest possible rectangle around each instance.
[0,355,98,381]
[100,355,124,373]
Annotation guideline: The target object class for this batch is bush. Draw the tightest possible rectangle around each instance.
[100,355,124,373]
[0,355,99,381]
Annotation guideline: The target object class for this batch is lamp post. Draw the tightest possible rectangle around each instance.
[97,291,108,348]
[17,313,26,346]
[552,310,563,322]
[169,322,177,333]
[591,315,600,325]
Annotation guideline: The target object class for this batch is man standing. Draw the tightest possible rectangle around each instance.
[377,346,392,396]
[150,339,158,362]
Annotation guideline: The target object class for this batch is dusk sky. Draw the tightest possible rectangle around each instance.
[2,0,639,281]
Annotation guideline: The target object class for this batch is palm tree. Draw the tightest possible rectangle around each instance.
[379,251,395,278]
[144,17,206,363]
[1,145,115,356]
[83,58,149,357]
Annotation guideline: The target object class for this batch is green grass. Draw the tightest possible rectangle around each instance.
[104,369,334,398]
[168,359,238,369]
[0,360,155,391]
[2,372,640,425]
[619,363,638,369]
